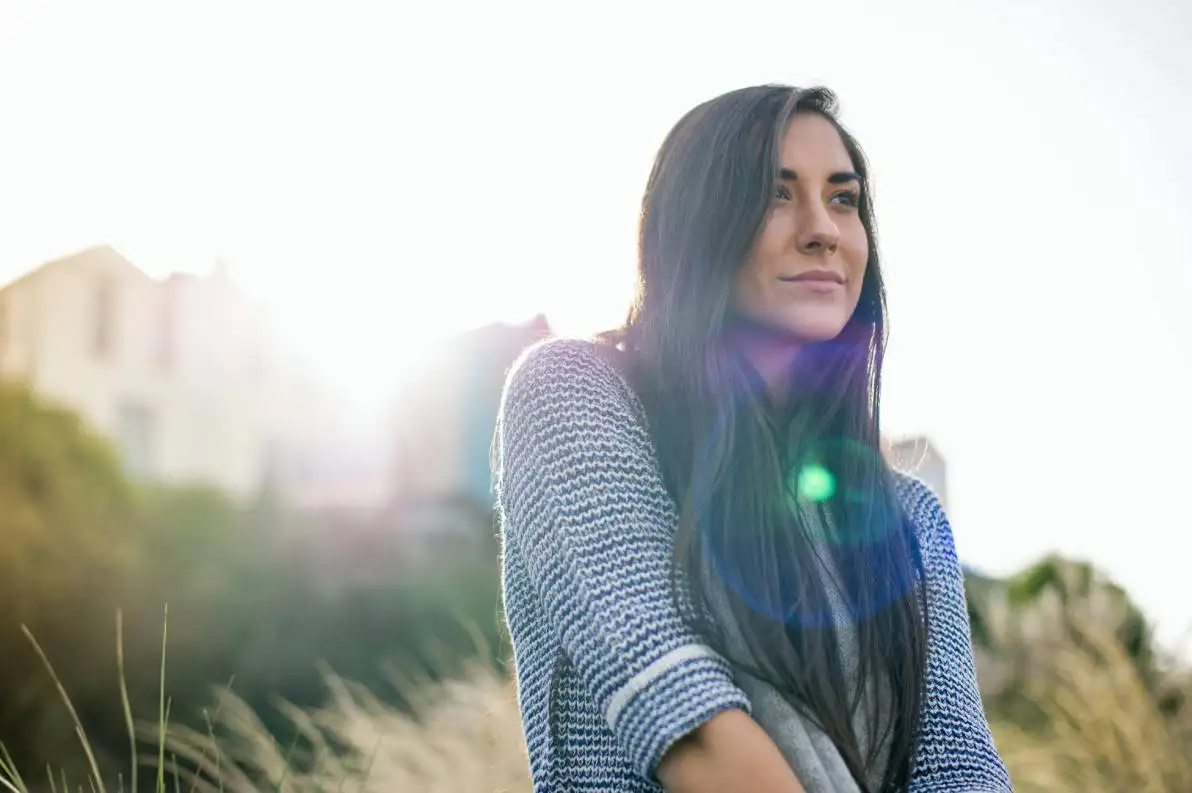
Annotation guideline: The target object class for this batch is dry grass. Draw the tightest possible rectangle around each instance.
[157,658,531,793]
[164,605,1191,793]
[976,580,1192,793]
[989,610,1192,793]
[3,596,1190,793]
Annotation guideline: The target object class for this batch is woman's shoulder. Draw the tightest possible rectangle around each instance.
[507,335,626,380]
[893,472,959,564]
[495,336,659,509]
[501,336,640,416]
[893,472,945,524]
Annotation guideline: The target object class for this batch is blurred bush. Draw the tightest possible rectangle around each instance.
[0,382,504,790]
[965,561,1192,793]
[964,554,1182,732]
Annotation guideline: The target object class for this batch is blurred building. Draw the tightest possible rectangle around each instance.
[390,315,551,511]
[0,245,342,500]
[887,435,949,510]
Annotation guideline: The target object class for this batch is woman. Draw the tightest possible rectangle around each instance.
[495,85,1012,793]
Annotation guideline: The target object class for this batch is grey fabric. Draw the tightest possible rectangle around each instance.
[704,526,891,793]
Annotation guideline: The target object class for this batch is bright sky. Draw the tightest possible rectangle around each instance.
[1,1,1189,645]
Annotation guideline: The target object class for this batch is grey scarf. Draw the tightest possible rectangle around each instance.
[703,530,891,793]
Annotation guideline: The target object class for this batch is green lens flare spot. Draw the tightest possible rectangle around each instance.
[796,463,836,503]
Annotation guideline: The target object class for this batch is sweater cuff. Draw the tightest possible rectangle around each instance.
[606,644,751,780]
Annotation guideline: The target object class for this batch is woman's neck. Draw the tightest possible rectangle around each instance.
[725,318,803,408]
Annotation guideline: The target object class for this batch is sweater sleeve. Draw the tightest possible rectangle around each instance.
[496,339,751,780]
[900,477,1014,793]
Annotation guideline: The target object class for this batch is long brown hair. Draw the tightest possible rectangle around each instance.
[615,85,928,792]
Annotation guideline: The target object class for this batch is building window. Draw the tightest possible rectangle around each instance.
[94,279,116,357]
[116,402,155,479]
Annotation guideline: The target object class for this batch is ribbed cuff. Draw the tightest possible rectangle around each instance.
[607,644,751,779]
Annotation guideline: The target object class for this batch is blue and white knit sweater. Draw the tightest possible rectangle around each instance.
[495,338,1012,792]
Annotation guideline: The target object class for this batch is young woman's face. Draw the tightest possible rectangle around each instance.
[734,113,869,343]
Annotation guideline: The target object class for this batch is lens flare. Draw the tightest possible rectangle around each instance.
[698,436,918,626]
[795,463,836,503]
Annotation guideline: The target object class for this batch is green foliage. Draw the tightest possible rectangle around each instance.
[1006,554,1154,666]
[962,566,1002,650]
[0,383,143,783]
[0,383,504,791]
[967,554,1157,675]
[0,383,135,604]
[964,552,1190,745]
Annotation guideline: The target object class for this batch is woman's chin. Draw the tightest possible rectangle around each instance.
[768,318,851,345]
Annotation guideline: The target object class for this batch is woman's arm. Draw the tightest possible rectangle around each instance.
[658,710,807,793]
[498,340,802,789]
[899,477,1014,793]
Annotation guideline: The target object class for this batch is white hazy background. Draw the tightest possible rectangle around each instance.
[1,1,1189,645]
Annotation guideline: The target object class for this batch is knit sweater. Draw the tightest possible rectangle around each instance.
[495,338,1013,793]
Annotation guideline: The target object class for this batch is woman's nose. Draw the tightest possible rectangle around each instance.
[796,206,840,255]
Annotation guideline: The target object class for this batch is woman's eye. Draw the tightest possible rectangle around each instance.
[776,185,793,201]
[830,190,860,208]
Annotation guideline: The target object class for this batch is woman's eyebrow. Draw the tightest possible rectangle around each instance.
[778,168,862,185]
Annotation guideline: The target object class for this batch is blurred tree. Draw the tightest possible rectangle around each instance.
[0,382,139,783]
[0,382,523,789]
[1005,554,1152,665]
[964,554,1176,732]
